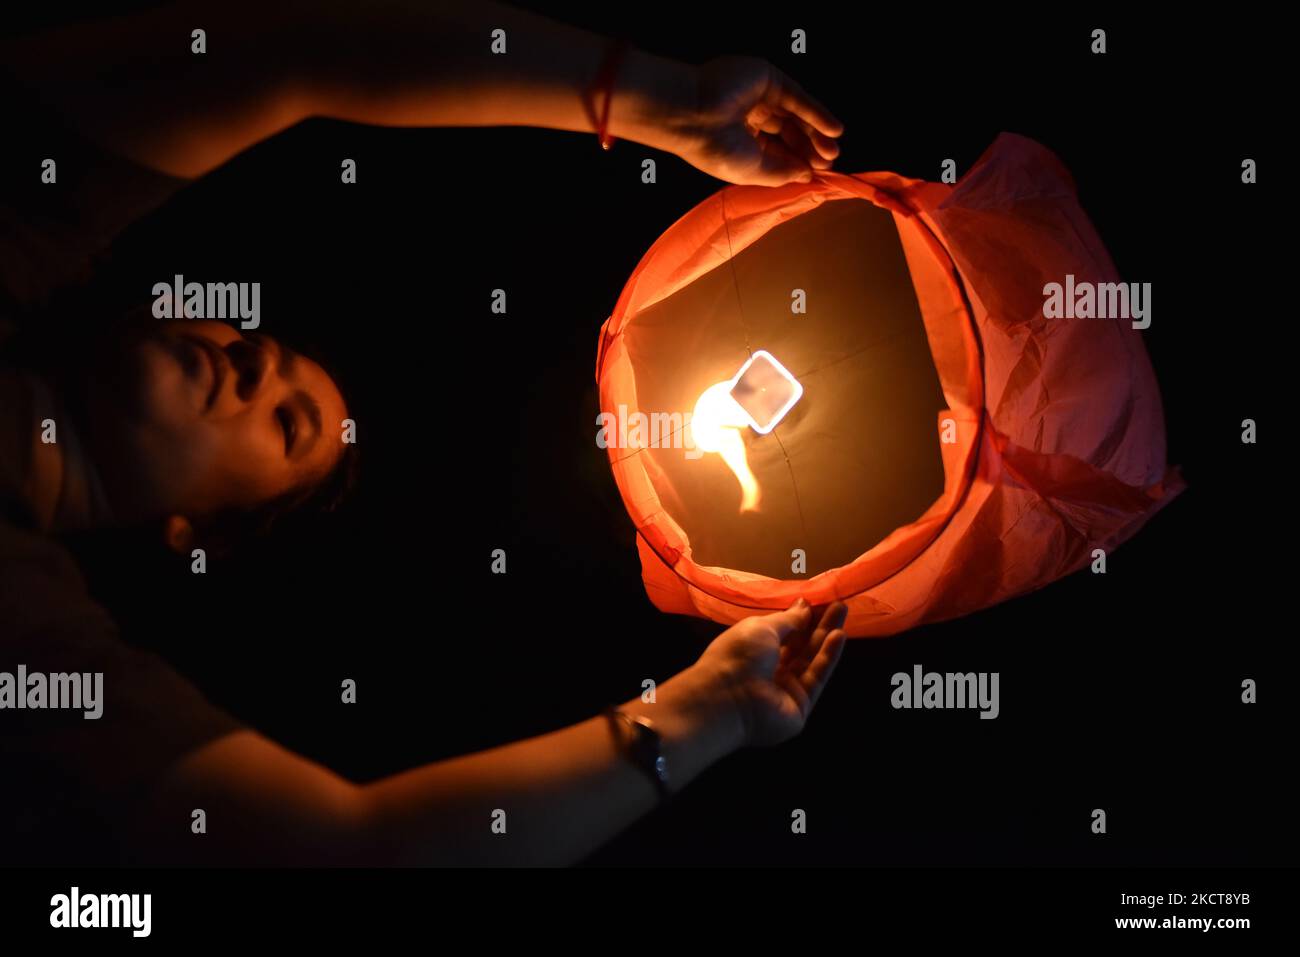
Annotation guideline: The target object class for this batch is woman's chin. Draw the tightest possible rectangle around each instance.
[92,333,202,424]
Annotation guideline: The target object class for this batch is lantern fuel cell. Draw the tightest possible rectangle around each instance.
[729,350,802,434]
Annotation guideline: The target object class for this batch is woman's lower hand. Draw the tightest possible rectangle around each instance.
[691,599,849,748]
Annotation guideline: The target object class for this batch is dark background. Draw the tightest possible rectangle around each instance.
[13,4,1290,866]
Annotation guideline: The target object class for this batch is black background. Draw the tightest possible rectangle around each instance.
[8,3,1290,870]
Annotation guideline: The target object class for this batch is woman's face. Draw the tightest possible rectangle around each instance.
[85,320,349,527]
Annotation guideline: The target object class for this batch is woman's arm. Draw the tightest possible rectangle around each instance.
[2,0,841,184]
[129,600,847,865]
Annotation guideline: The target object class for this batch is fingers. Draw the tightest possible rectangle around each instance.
[748,102,784,136]
[750,109,839,184]
[781,601,848,713]
[778,119,834,170]
[801,628,847,711]
[769,69,844,140]
[764,597,813,640]
[819,601,849,634]
[749,103,837,168]
[772,599,848,727]
[801,121,841,163]
[754,134,814,186]
[787,601,848,673]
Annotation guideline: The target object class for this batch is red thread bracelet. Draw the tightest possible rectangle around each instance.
[588,39,629,150]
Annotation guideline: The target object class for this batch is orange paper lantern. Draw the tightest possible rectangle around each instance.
[596,133,1183,637]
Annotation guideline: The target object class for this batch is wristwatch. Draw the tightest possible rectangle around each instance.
[603,707,671,801]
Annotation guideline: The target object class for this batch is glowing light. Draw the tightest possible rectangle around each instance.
[690,350,802,513]
[691,381,760,511]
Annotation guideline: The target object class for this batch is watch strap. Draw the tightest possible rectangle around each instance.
[603,706,670,801]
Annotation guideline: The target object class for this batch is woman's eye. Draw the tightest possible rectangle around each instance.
[276,406,296,454]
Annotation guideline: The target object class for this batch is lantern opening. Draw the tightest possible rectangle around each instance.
[609,196,947,579]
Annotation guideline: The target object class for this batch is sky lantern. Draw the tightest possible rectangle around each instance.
[596,133,1184,637]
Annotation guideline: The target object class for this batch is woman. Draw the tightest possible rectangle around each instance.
[0,1,846,865]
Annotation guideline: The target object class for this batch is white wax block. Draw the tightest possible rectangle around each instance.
[729,350,803,434]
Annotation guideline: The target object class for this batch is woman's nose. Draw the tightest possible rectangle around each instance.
[225,337,272,401]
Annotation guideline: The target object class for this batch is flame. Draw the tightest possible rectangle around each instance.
[691,381,761,512]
